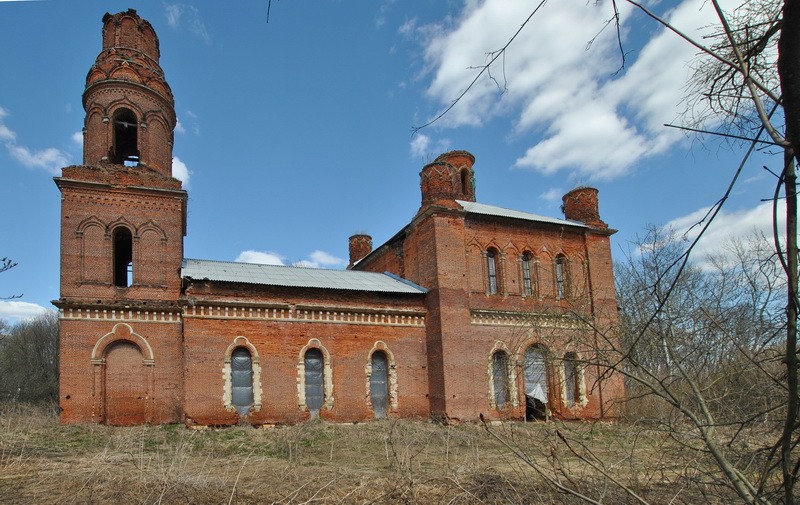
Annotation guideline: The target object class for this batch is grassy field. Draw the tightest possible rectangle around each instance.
[0,402,746,504]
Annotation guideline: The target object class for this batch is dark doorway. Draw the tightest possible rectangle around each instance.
[524,346,548,420]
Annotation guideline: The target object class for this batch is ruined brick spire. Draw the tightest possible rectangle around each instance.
[82,9,176,177]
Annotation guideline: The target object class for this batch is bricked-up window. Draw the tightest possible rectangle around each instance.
[304,348,325,416]
[487,248,499,294]
[492,350,510,408]
[524,345,549,420]
[555,254,569,300]
[112,227,133,287]
[563,352,579,407]
[370,351,389,419]
[112,108,139,165]
[522,252,534,296]
[230,347,254,415]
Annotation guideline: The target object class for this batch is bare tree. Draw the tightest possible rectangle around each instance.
[1,257,21,300]
[413,1,799,501]
[0,311,59,404]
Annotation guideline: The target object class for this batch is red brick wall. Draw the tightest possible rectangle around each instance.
[182,284,429,425]
[56,171,186,304]
[59,315,184,424]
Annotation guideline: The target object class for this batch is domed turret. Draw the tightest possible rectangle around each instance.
[419,150,476,209]
[82,9,176,177]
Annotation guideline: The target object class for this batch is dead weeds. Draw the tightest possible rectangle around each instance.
[0,403,751,504]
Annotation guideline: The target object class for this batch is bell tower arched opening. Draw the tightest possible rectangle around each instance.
[112,108,139,165]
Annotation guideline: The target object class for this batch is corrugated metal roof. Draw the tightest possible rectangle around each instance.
[456,200,587,228]
[182,259,427,294]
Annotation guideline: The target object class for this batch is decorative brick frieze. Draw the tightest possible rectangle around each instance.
[183,302,425,327]
[470,309,586,329]
[59,306,181,323]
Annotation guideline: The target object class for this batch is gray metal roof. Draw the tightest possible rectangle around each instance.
[182,259,427,294]
[456,200,587,228]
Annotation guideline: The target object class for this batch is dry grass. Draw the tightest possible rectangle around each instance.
[0,403,748,504]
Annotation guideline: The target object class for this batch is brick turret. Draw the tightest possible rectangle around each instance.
[82,9,176,176]
[562,187,607,228]
[348,234,373,269]
[419,150,476,209]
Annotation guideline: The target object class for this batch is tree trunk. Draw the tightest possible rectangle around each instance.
[779,2,800,503]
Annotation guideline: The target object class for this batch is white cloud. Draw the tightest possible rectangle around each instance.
[410,133,451,160]
[235,250,285,265]
[71,131,83,146]
[410,134,430,158]
[0,124,15,143]
[163,4,210,43]
[0,106,69,174]
[8,145,68,175]
[235,249,344,269]
[0,301,49,321]
[181,111,200,135]
[665,201,786,263]
[418,0,744,180]
[172,157,192,187]
[539,187,562,202]
[303,250,345,268]
[164,4,182,28]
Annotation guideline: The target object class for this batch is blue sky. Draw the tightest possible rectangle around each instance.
[0,0,783,321]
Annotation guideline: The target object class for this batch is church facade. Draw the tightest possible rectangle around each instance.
[55,10,624,426]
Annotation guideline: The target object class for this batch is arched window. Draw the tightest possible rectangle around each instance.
[492,350,510,409]
[230,347,254,415]
[304,348,325,416]
[487,248,499,295]
[370,351,389,418]
[524,345,549,420]
[563,352,579,407]
[112,227,133,287]
[555,254,569,300]
[112,108,139,165]
[521,252,534,297]
[460,168,471,197]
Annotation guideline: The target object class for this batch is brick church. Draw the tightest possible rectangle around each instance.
[55,10,624,426]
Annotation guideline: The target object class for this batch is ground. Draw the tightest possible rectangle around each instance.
[0,403,746,504]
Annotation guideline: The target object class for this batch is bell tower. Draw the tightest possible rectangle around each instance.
[83,10,176,174]
[55,9,186,304]
[55,10,186,424]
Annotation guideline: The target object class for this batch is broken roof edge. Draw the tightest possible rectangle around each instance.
[181,258,427,294]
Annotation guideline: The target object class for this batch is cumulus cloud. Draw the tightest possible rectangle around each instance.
[163,4,210,43]
[410,133,451,160]
[410,134,430,158]
[236,250,285,265]
[172,157,192,187]
[664,201,785,265]
[539,187,562,203]
[294,251,345,269]
[0,107,69,174]
[174,119,186,134]
[235,249,344,269]
[0,301,49,322]
[417,0,742,180]
[71,131,83,146]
